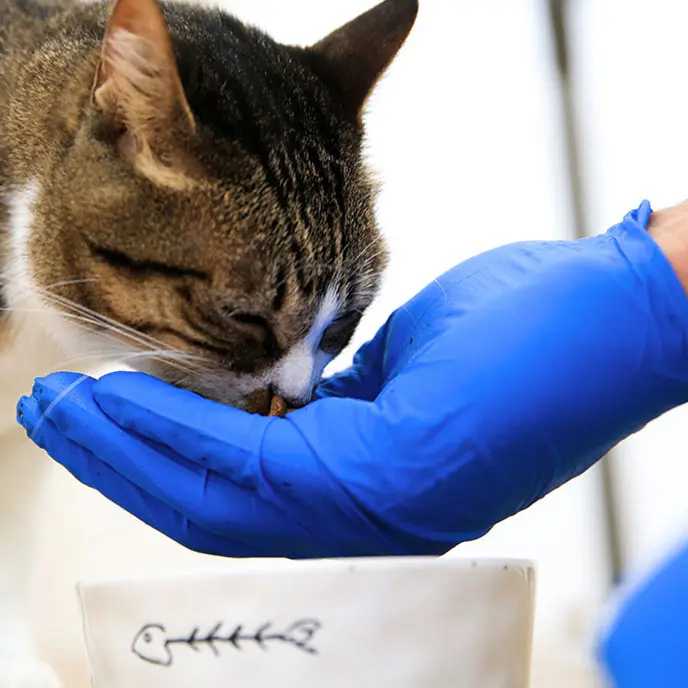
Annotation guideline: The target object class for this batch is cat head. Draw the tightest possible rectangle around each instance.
[27,0,418,412]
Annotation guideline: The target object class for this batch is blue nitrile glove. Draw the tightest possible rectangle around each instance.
[598,538,688,686]
[16,201,688,559]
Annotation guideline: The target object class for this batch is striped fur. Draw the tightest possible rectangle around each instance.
[0,2,418,683]
[0,0,417,411]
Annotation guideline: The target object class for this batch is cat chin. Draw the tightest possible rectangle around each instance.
[128,359,266,411]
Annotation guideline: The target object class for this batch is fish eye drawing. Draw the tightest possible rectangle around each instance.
[132,618,323,667]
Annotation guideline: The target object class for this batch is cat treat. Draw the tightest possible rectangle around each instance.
[269,395,289,418]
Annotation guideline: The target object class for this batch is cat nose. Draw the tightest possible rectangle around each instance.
[281,394,307,410]
[278,386,317,410]
[270,383,316,412]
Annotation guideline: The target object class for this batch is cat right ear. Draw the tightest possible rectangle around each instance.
[91,0,196,189]
[306,0,419,116]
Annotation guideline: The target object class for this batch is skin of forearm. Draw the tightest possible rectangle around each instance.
[648,201,688,294]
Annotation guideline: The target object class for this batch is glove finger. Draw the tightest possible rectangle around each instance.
[89,372,326,500]
[86,373,389,556]
[91,370,376,493]
[17,400,271,558]
[89,370,387,542]
[27,375,212,508]
[21,372,98,439]
[25,378,319,551]
[32,373,392,557]
[89,371,273,472]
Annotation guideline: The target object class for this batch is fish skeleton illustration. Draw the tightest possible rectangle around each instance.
[132,618,323,667]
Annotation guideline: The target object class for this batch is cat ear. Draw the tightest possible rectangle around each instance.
[307,0,418,115]
[91,0,196,188]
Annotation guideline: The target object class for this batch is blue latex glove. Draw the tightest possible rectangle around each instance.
[598,538,688,686]
[16,201,688,559]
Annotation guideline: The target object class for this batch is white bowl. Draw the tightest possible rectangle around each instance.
[77,556,536,688]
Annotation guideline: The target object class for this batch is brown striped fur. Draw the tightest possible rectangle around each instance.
[0,0,418,412]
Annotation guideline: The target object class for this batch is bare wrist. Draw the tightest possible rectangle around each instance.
[648,202,688,294]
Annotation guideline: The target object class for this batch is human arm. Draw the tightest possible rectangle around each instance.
[16,201,688,558]
[598,537,688,686]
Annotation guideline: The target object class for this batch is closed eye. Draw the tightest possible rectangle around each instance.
[225,311,281,356]
[232,312,270,329]
[87,241,209,280]
[320,311,363,355]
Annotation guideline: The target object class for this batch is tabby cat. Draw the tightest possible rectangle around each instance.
[0,0,417,684]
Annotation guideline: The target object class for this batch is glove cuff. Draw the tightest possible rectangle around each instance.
[606,201,688,390]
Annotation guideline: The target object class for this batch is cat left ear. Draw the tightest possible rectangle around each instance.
[306,0,419,117]
[91,0,196,188]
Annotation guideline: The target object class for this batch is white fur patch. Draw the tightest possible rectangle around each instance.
[0,181,124,434]
[271,286,340,404]
[0,183,66,429]
[4,181,129,360]
[4,181,83,350]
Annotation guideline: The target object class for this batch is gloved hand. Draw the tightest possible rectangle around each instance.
[598,536,688,686]
[16,201,688,559]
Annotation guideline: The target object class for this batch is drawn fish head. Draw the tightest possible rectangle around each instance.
[132,624,172,666]
[283,619,322,652]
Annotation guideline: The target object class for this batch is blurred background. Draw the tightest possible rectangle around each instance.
[31,1,688,686]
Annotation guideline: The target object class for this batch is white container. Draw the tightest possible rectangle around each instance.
[77,557,536,688]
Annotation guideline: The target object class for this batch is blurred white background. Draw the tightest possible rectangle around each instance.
[32,1,688,686]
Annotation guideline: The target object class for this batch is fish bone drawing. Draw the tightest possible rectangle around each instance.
[132,618,323,667]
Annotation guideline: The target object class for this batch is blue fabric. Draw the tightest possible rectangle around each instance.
[16,201,688,558]
[600,538,688,686]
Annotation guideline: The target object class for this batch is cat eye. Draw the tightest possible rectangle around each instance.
[320,311,363,355]
[88,241,209,280]
[228,312,278,351]
[232,312,270,329]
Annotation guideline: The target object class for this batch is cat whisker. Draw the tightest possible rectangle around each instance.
[40,278,99,291]
[0,306,214,374]
[39,290,195,360]
[0,306,64,315]
[347,238,385,274]
[0,306,145,349]
[64,328,204,378]
[272,262,341,293]
[54,348,214,371]
[349,246,386,279]
[30,296,209,377]
[348,289,379,299]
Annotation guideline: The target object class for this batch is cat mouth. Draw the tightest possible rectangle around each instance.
[243,386,295,417]
[127,357,297,416]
